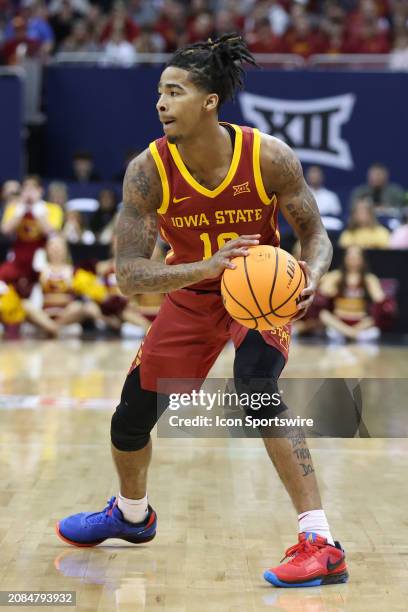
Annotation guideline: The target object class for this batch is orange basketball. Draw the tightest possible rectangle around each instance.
[221,245,305,330]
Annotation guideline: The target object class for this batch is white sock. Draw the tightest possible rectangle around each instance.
[118,493,148,524]
[298,509,335,546]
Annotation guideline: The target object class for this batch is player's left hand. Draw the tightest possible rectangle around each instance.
[291,260,317,322]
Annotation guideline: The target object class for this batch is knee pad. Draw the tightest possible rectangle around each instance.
[110,367,162,452]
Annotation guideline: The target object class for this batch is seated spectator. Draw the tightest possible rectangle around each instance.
[71,150,100,182]
[0,279,25,339]
[134,24,165,54]
[85,3,106,43]
[392,0,408,32]
[346,0,390,41]
[188,10,215,44]
[37,233,123,335]
[62,209,94,243]
[0,279,57,339]
[98,212,118,245]
[155,0,188,52]
[0,175,63,297]
[47,181,68,210]
[99,0,139,45]
[214,8,243,38]
[319,245,384,342]
[96,253,151,336]
[89,189,118,239]
[345,16,391,53]
[350,163,406,214]
[4,1,55,57]
[324,23,348,55]
[187,0,211,24]
[390,212,408,248]
[339,197,390,249]
[283,8,328,58]
[49,0,83,50]
[1,16,41,64]
[49,0,89,17]
[1,180,21,210]
[128,0,157,27]
[102,21,137,65]
[59,18,99,53]
[244,0,288,37]
[246,17,285,54]
[305,165,343,230]
[389,32,408,71]
[265,0,290,37]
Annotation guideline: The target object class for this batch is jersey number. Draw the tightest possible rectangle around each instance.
[199,232,239,259]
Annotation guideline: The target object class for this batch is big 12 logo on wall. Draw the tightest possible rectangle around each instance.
[239,92,356,170]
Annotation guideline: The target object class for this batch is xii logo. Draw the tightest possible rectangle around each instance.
[239,92,356,170]
[233,181,251,196]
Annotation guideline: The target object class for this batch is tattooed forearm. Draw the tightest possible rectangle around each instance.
[282,185,332,281]
[300,232,333,281]
[117,253,207,294]
[114,151,207,295]
[115,204,206,295]
[262,137,333,282]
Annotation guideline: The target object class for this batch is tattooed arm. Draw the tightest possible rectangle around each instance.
[116,149,259,295]
[260,135,333,316]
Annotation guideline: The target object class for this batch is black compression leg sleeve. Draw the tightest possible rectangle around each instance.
[233,329,289,419]
[111,367,168,451]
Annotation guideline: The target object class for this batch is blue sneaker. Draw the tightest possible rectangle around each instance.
[56,497,157,547]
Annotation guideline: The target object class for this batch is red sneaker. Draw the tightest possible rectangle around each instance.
[264,532,349,587]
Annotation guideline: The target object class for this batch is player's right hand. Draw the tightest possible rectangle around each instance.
[201,234,260,279]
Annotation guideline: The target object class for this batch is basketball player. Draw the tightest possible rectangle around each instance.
[57,35,348,588]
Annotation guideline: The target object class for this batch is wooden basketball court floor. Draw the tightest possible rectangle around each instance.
[0,338,407,611]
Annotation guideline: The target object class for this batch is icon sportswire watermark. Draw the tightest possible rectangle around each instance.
[156,378,408,439]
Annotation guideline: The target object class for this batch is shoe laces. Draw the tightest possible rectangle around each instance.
[280,538,326,565]
[86,497,117,525]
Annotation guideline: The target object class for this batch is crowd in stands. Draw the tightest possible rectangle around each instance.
[1,0,408,66]
[0,171,165,339]
[0,156,406,341]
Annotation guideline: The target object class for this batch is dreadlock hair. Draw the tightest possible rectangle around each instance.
[166,33,258,108]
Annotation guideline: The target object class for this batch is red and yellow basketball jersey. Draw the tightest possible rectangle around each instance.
[149,123,280,291]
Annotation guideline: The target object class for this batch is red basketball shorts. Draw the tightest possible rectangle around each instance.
[129,288,291,393]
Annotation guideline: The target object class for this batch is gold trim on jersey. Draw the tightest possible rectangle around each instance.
[253,129,276,206]
[167,124,243,199]
[159,227,175,262]
[149,141,170,214]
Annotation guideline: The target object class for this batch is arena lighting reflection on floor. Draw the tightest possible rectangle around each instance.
[262,587,349,611]
[54,548,154,608]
